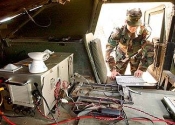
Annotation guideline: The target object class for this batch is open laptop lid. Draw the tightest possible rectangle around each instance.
[116,71,157,87]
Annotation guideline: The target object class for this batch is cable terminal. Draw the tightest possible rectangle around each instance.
[0,87,4,91]
[61,98,68,103]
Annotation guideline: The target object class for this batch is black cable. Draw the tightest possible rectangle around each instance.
[109,116,154,125]
[1,114,25,118]
[34,83,58,124]
[24,8,51,28]
[123,110,129,125]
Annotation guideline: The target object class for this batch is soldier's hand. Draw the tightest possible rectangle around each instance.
[110,69,121,80]
[134,70,143,77]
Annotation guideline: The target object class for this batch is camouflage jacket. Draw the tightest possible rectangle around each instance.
[106,25,154,74]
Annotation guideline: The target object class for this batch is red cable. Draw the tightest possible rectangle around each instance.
[50,80,175,125]
[50,114,175,125]
[54,81,61,100]
[0,79,3,83]
[124,105,175,124]
[0,110,16,125]
[0,77,4,83]
[37,106,54,120]
[54,81,61,117]
[50,115,98,125]
[35,80,62,121]
[2,115,16,125]
[131,117,173,123]
[50,115,123,125]
[67,101,91,106]
[62,81,69,90]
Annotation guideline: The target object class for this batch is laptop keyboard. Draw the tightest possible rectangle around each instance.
[116,76,145,84]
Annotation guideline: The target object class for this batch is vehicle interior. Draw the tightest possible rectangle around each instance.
[0,0,175,125]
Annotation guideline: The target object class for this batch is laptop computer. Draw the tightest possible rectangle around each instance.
[162,96,175,120]
[116,72,157,87]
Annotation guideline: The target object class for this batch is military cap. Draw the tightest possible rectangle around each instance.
[126,8,142,27]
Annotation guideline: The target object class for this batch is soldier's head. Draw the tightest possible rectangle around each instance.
[126,8,142,26]
[126,8,142,33]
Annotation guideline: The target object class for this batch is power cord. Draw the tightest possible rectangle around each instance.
[0,87,4,106]
[33,83,58,125]
[24,8,51,28]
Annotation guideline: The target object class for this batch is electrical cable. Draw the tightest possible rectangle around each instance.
[24,8,51,28]
[109,116,155,125]
[0,93,3,106]
[64,89,79,110]
[60,80,79,110]
[36,106,55,121]
[70,98,175,124]
[50,115,123,125]
[1,115,16,125]
[34,83,58,125]
[67,101,90,106]
[129,117,154,124]
[53,79,62,117]
[0,115,2,123]
[0,87,4,106]
[0,111,16,125]
[56,0,70,5]
[86,94,129,125]
[50,113,175,125]
[124,105,175,124]
[1,115,25,118]
[50,92,175,125]
[51,80,175,125]
[122,110,129,125]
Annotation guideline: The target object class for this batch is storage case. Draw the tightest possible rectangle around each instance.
[0,52,73,116]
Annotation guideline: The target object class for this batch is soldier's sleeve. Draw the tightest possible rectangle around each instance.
[137,42,154,71]
[106,43,116,71]
[105,28,120,71]
[138,25,151,43]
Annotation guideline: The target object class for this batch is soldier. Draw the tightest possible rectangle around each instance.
[105,8,154,79]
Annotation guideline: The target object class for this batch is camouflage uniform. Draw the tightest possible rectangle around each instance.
[106,25,154,74]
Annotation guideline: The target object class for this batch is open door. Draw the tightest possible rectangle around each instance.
[144,4,174,87]
[144,5,167,83]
